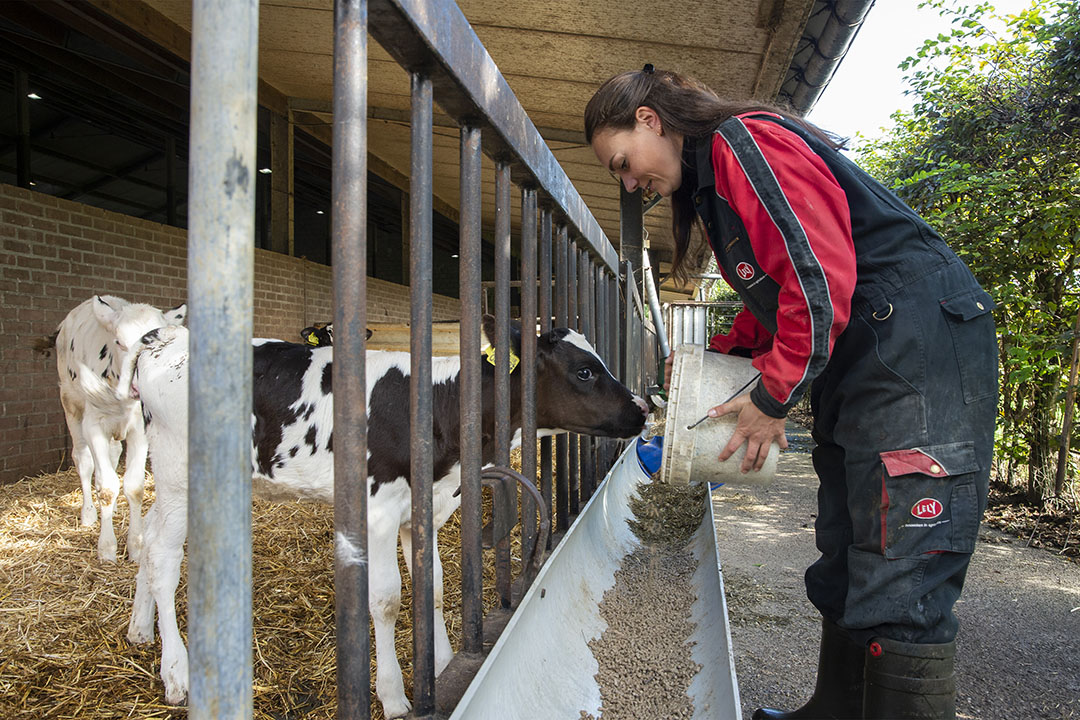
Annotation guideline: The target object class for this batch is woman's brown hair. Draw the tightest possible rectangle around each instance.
[584,66,842,284]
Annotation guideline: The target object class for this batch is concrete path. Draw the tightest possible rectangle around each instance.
[711,425,1080,720]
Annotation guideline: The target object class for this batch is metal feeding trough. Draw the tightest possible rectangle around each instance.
[448,439,741,719]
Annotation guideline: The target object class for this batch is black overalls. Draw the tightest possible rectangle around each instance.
[692,115,998,644]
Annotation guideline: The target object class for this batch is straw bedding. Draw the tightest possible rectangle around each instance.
[0,465,522,719]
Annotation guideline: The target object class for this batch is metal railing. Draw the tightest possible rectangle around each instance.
[185,0,660,717]
[666,301,744,350]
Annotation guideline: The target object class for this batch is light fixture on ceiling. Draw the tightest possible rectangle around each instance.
[258,167,272,174]
[27,92,42,100]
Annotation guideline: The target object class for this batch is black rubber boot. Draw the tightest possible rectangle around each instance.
[863,636,956,719]
[752,618,865,719]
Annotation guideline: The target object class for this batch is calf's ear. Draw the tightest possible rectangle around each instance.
[92,296,120,332]
[481,314,496,348]
[166,303,188,326]
[539,326,569,351]
[509,320,523,357]
[481,315,524,358]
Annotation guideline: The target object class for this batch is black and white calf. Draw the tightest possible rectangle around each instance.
[122,318,647,717]
[38,295,186,561]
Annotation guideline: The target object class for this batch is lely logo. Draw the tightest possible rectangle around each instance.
[911,498,943,520]
[736,262,755,281]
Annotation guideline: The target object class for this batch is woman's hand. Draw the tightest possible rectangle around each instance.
[708,394,788,473]
[663,353,675,392]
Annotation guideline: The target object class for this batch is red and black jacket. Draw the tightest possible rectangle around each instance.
[691,113,955,418]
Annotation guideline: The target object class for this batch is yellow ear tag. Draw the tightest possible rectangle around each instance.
[484,344,520,373]
[307,335,319,346]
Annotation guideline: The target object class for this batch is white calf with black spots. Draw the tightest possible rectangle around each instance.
[41,295,186,562]
[122,318,647,716]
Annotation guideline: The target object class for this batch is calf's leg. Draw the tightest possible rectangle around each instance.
[140,489,189,704]
[65,415,98,527]
[398,527,454,676]
[85,421,121,562]
[127,503,159,643]
[371,513,410,719]
[121,420,149,560]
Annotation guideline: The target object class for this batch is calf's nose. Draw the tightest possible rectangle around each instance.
[632,394,648,415]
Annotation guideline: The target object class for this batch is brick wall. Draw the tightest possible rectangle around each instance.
[0,183,460,484]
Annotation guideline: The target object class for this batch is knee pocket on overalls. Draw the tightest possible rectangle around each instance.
[939,286,997,404]
[879,442,982,558]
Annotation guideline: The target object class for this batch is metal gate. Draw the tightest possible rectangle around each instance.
[183,0,658,718]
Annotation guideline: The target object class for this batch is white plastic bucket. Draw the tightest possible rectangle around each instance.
[660,345,779,485]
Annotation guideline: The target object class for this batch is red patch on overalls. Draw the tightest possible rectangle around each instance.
[911,498,943,519]
[736,262,755,281]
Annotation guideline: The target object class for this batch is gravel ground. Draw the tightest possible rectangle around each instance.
[712,424,1080,720]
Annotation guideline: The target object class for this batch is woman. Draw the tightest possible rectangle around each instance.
[586,66,997,720]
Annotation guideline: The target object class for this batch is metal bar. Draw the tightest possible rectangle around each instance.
[331,0,370,715]
[15,68,31,188]
[458,123,484,655]
[538,207,554,549]
[602,267,616,473]
[367,0,619,273]
[623,260,633,386]
[493,160,514,607]
[578,248,594,501]
[186,1,257,717]
[409,70,436,716]
[567,239,580,517]
[519,186,538,574]
[594,267,608,476]
[610,268,621,385]
[554,225,569,534]
[619,185,643,284]
[269,110,291,255]
[642,248,670,358]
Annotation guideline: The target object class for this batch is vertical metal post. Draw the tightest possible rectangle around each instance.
[594,267,607,475]
[597,267,612,474]
[620,185,643,289]
[331,0,369,715]
[409,70,436,717]
[621,183,644,396]
[15,69,31,189]
[493,160,514,607]
[269,109,294,256]
[538,207,554,548]
[624,260,635,391]
[554,225,569,533]
[577,248,594,500]
[567,240,579,516]
[609,269,620,384]
[611,273,620,372]
[516,188,537,569]
[458,124,484,655]
[642,248,670,359]
[186,2,258,717]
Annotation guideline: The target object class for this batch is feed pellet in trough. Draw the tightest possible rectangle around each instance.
[583,480,708,720]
